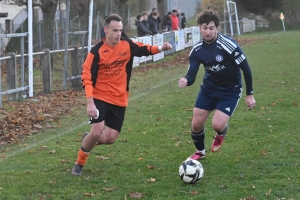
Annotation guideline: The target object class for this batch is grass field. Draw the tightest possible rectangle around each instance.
[1,30,300,200]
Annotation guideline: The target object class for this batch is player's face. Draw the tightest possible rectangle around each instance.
[104,20,123,46]
[199,21,218,44]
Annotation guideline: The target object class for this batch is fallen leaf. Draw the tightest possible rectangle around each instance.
[240,195,256,200]
[103,187,117,192]
[147,165,155,169]
[265,189,272,196]
[190,190,199,195]
[147,178,156,182]
[48,150,56,154]
[96,156,109,160]
[128,192,144,199]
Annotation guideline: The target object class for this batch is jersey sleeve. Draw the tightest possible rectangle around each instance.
[81,43,101,98]
[126,39,160,57]
[185,50,201,86]
[231,45,254,95]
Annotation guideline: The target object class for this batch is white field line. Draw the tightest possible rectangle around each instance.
[0,76,181,161]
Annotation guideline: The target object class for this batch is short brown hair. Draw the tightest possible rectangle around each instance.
[197,10,220,27]
[152,12,158,16]
[104,14,123,26]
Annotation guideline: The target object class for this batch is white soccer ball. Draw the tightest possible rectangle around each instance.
[179,159,204,184]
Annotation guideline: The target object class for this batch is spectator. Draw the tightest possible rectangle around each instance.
[141,12,150,30]
[135,14,152,37]
[161,11,172,32]
[181,13,186,29]
[149,7,161,32]
[177,9,182,28]
[171,9,180,30]
[161,25,168,33]
[148,12,159,35]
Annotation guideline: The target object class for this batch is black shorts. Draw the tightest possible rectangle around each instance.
[89,99,126,133]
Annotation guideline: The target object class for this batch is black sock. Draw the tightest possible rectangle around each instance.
[217,124,229,136]
[191,128,205,151]
[80,146,90,153]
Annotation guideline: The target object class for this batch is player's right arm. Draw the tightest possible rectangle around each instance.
[178,51,201,88]
[81,42,102,118]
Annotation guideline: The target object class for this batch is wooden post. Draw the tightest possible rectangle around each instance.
[41,48,52,93]
[6,52,17,102]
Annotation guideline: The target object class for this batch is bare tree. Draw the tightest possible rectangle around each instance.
[157,0,167,17]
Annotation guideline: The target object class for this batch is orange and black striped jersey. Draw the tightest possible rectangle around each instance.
[81,37,160,107]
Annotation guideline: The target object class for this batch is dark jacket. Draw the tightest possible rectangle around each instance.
[148,17,159,34]
[161,14,172,32]
[148,14,161,32]
[181,16,186,29]
[135,20,152,37]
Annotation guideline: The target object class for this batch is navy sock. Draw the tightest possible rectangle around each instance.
[217,124,229,136]
[191,128,205,151]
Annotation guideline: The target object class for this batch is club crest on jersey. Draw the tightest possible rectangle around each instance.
[216,55,223,62]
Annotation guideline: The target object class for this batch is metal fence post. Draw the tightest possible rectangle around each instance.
[6,52,17,102]
[71,46,81,89]
[41,48,52,93]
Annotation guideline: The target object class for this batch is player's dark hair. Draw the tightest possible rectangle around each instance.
[197,10,220,27]
[104,14,122,26]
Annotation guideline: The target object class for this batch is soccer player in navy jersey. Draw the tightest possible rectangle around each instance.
[178,9,256,160]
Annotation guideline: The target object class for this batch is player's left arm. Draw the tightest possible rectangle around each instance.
[127,39,172,57]
[239,59,256,110]
[231,43,256,110]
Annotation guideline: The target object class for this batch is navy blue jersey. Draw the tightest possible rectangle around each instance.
[185,34,253,95]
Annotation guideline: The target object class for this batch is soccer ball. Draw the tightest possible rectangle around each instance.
[179,159,204,184]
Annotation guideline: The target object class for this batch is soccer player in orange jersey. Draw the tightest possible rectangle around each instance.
[72,14,172,176]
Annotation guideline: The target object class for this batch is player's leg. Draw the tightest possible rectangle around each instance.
[86,102,125,145]
[187,87,215,160]
[210,89,241,152]
[72,99,109,176]
[210,110,230,152]
[72,122,105,176]
[187,107,211,160]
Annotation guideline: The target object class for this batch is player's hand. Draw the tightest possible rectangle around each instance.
[245,95,256,110]
[161,42,172,51]
[86,97,98,118]
[178,78,188,88]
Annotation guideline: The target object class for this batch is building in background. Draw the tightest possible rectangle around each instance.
[0,0,27,54]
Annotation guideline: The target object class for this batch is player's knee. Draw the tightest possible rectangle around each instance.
[212,122,226,132]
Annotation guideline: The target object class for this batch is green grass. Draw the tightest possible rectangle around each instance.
[1,30,300,200]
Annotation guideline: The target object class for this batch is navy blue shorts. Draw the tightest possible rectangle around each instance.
[194,85,242,117]
[89,99,126,133]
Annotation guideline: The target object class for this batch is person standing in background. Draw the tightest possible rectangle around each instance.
[181,13,186,29]
[161,11,172,32]
[171,9,180,30]
[177,9,182,29]
[148,12,159,35]
[149,7,161,32]
[135,14,152,37]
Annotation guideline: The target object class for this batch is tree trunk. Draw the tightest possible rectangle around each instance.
[39,0,58,50]
[113,0,129,27]
[138,0,151,13]
[157,0,167,17]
